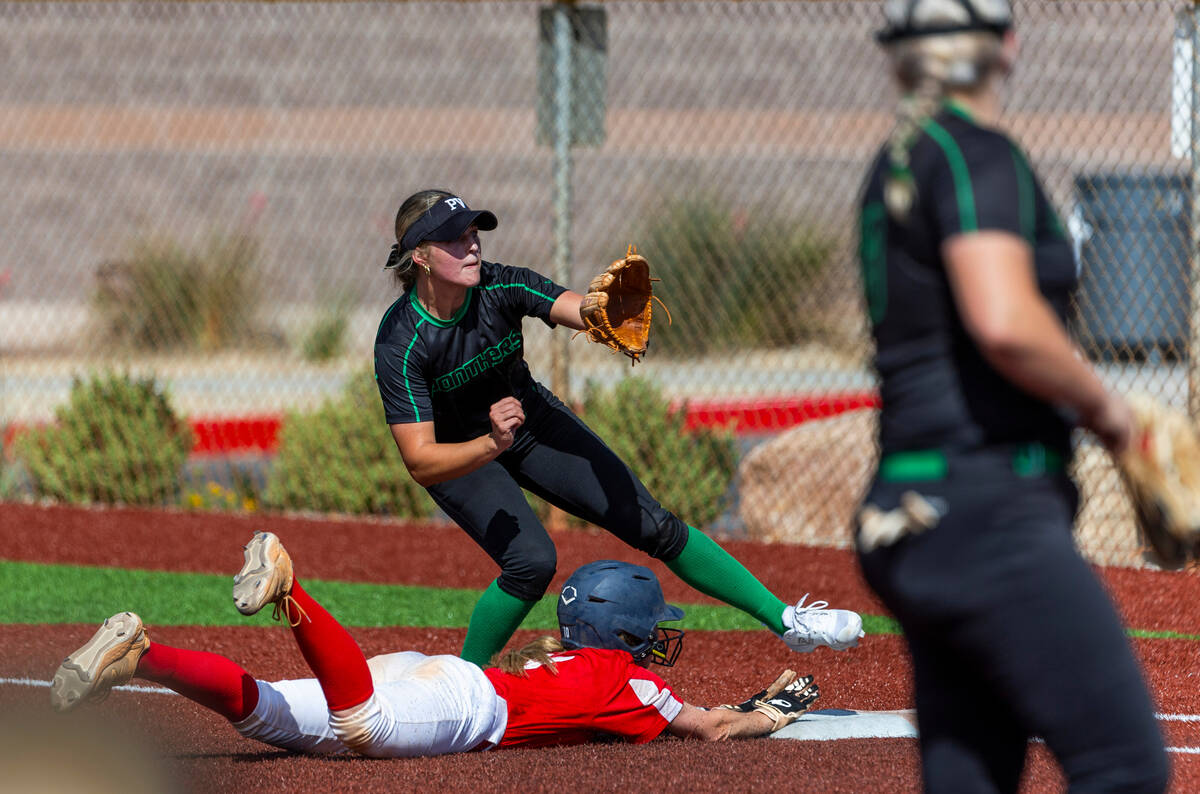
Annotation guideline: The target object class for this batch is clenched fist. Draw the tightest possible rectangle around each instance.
[488,396,525,453]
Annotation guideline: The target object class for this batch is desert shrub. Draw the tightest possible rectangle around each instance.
[576,377,738,528]
[264,371,436,517]
[93,232,263,352]
[300,295,352,362]
[0,430,16,499]
[13,373,193,505]
[636,195,834,356]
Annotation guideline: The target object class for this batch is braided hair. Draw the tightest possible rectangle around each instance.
[879,0,1011,222]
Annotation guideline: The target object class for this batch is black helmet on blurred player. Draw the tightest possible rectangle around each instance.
[557,561,685,667]
[877,0,1013,43]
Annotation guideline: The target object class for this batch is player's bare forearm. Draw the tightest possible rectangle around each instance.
[944,231,1117,434]
[665,703,774,741]
[389,395,525,486]
[549,290,586,331]
[389,423,505,487]
[976,302,1120,438]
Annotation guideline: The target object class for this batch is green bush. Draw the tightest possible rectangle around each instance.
[13,373,193,506]
[93,232,263,352]
[0,430,17,500]
[300,295,352,362]
[264,371,437,517]
[636,195,834,356]
[576,377,738,528]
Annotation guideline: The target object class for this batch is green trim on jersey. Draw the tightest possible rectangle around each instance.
[1047,208,1067,240]
[373,297,405,348]
[410,288,475,327]
[387,278,559,418]
[401,320,427,421]
[942,98,975,123]
[1010,143,1036,245]
[860,201,888,324]
[405,282,556,330]
[1009,143,1067,241]
[922,118,978,232]
[480,281,560,303]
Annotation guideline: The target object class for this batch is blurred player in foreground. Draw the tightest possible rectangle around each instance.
[374,188,862,666]
[50,532,818,756]
[854,0,1167,791]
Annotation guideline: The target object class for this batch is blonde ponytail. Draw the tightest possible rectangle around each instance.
[885,76,943,222]
[883,31,1006,223]
[491,635,566,677]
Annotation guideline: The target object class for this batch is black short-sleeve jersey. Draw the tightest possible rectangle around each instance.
[374,261,568,442]
[858,102,1075,455]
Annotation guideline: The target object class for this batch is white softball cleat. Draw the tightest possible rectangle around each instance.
[51,611,150,713]
[233,531,295,617]
[781,594,864,653]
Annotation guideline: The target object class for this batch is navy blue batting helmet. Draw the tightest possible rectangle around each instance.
[557,560,685,666]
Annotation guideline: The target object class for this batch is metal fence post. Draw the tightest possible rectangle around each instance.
[1190,2,1200,418]
[551,0,574,404]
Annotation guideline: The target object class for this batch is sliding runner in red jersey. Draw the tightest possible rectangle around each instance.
[51,533,818,756]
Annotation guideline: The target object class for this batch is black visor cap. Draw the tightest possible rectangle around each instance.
[400,197,498,252]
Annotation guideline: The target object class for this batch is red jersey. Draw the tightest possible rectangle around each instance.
[484,647,682,748]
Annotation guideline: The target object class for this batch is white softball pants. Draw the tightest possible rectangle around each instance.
[231,651,508,758]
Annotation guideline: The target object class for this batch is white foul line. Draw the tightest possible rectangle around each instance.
[4,678,1200,754]
[2,677,176,696]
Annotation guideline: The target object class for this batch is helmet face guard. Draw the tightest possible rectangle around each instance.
[558,561,686,666]
[648,626,684,667]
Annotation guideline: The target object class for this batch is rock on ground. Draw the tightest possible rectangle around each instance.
[737,409,1153,568]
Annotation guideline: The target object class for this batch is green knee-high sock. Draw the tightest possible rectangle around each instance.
[664,526,788,634]
[461,580,539,667]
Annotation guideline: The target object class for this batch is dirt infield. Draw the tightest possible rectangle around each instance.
[3,503,1200,792]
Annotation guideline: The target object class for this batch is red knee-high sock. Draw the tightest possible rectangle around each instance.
[282,578,374,712]
[136,642,260,722]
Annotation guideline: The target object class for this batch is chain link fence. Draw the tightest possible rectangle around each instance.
[0,1,1192,566]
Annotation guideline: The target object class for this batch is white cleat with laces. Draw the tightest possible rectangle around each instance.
[781,594,864,653]
[233,531,296,621]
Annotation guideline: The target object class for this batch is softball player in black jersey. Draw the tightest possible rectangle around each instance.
[374,189,863,667]
[855,2,1167,792]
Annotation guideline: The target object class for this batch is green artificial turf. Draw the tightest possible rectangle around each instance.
[0,560,829,632]
[5,560,1195,641]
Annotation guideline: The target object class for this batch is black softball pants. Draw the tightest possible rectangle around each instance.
[426,389,689,602]
[856,452,1168,794]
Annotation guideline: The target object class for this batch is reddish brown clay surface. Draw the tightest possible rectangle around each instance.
[2,502,1199,792]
